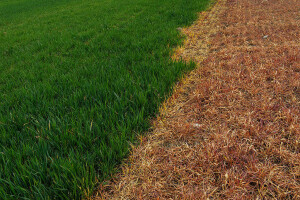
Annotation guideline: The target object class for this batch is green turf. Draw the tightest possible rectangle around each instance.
[0,0,210,199]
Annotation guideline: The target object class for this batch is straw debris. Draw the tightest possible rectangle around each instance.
[94,0,300,199]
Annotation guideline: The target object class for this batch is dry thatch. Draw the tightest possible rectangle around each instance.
[94,0,300,199]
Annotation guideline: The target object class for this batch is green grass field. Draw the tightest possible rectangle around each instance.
[0,0,209,199]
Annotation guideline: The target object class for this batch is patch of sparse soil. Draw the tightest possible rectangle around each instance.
[95,0,300,199]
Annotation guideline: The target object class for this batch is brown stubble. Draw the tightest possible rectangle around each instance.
[94,0,300,199]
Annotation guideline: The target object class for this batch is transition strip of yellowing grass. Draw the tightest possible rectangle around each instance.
[94,0,300,199]
[92,1,225,199]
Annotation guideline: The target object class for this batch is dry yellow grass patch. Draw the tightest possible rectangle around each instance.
[94,0,300,199]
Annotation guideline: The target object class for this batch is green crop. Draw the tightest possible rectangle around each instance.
[0,0,209,199]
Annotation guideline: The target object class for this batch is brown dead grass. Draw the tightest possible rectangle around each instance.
[94,0,300,199]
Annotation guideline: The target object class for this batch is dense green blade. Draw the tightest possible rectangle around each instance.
[0,0,210,199]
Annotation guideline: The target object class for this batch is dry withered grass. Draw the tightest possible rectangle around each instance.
[94,0,300,199]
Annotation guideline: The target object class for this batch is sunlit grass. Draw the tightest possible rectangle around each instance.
[0,0,210,199]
